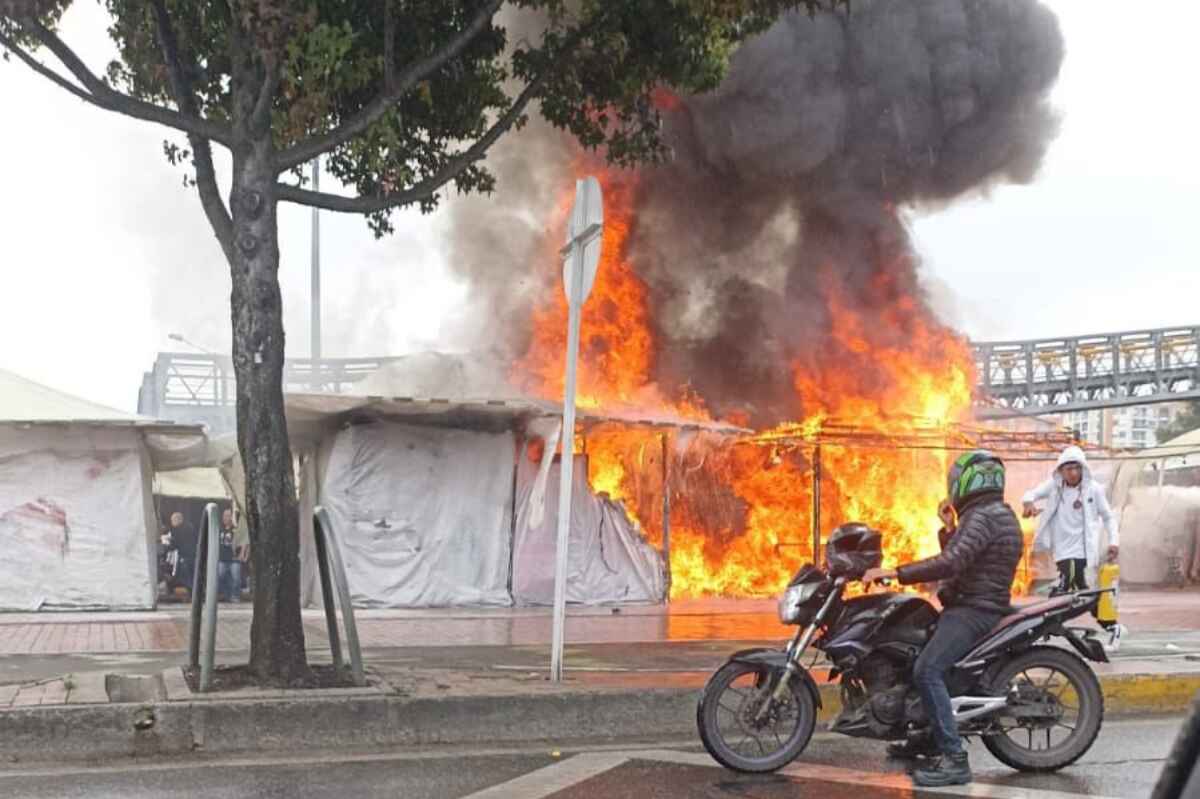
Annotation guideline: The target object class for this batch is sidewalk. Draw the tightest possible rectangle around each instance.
[3,587,1198,658]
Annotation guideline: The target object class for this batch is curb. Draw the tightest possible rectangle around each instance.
[2,670,1197,765]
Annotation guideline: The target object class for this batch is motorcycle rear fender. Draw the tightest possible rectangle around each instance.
[1056,624,1109,663]
[956,612,1110,668]
[727,647,823,710]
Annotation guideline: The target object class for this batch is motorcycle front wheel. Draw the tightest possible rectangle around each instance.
[697,660,817,773]
[982,646,1104,772]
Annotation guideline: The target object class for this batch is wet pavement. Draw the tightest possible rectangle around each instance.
[1,588,1197,659]
[0,716,1183,798]
[5,630,1200,691]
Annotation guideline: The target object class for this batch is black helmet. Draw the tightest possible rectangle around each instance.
[947,450,1006,512]
[825,522,883,578]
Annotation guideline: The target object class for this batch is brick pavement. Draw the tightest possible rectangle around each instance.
[0,588,1196,657]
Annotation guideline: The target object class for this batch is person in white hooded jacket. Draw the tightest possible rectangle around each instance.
[1022,445,1120,596]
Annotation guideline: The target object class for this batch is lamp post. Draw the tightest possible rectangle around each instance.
[310,158,322,391]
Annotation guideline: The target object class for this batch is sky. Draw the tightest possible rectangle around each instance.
[0,1,1197,413]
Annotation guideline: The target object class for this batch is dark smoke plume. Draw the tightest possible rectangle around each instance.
[443,0,1064,424]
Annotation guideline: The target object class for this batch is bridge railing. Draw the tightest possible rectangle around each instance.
[973,326,1200,413]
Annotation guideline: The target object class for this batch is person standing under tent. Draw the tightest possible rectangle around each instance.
[216,508,241,602]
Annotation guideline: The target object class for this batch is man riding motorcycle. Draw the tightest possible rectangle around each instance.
[863,450,1023,788]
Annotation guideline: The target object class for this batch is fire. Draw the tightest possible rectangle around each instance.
[515,163,1034,600]
[515,168,653,407]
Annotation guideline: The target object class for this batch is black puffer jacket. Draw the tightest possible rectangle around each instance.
[896,494,1023,614]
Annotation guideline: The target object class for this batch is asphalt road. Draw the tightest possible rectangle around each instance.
[0,716,1184,798]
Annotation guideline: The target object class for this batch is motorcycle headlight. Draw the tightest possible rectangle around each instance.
[778,582,821,624]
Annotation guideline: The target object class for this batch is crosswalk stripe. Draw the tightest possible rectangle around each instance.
[459,752,631,799]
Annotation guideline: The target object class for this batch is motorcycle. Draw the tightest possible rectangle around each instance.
[697,522,1111,774]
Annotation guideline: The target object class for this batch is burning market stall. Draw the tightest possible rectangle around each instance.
[283,357,744,609]
[578,416,1077,602]
[0,368,205,610]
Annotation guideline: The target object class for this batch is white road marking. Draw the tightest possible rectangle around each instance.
[458,752,630,799]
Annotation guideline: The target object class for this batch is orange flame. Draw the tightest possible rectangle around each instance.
[515,163,1032,600]
[515,169,653,407]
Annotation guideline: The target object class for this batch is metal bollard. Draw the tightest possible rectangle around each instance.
[314,507,365,686]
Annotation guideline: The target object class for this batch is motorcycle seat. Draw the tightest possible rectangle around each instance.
[990,594,1075,634]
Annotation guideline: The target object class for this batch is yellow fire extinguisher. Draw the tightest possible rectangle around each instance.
[1097,559,1119,626]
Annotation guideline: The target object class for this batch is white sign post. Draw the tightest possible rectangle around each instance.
[550,176,603,683]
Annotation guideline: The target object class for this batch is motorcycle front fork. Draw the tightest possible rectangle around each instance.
[757,579,844,720]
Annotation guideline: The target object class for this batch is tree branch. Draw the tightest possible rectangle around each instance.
[0,32,93,103]
[13,15,234,145]
[193,137,235,259]
[148,0,233,255]
[274,0,505,173]
[150,0,200,116]
[276,74,543,214]
[251,53,280,134]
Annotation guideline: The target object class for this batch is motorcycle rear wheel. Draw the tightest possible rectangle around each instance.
[697,661,817,773]
[982,646,1104,772]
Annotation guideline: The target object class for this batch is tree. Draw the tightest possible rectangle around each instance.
[1156,400,1200,445]
[1,0,834,682]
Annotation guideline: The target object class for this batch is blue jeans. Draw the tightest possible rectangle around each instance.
[913,606,1002,755]
[217,561,242,602]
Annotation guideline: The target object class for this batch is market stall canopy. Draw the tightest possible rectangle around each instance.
[0,368,207,470]
[154,467,231,499]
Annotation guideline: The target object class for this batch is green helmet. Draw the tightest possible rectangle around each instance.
[947,450,1005,511]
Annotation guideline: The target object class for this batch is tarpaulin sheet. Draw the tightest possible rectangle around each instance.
[154,467,230,499]
[512,452,665,606]
[318,421,514,607]
[1113,484,1200,583]
[0,427,154,610]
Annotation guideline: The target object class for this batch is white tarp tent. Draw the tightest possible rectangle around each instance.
[318,421,515,607]
[296,412,670,609]
[1108,427,1200,583]
[0,369,205,610]
[512,450,664,605]
[287,352,726,609]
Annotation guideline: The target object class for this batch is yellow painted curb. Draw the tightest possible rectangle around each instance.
[1100,673,1200,715]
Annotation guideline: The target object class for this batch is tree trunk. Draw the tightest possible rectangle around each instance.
[228,76,308,683]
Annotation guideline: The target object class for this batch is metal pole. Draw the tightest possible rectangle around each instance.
[311,158,322,391]
[313,517,344,671]
[812,445,822,565]
[550,233,585,683]
[187,516,205,670]
[199,503,220,692]
[661,432,671,601]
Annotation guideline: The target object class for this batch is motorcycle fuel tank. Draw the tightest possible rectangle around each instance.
[823,592,938,660]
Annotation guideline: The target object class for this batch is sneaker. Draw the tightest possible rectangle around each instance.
[887,737,937,760]
[912,752,972,787]
[1103,624,1125,653]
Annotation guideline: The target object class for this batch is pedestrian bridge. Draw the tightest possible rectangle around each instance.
[973,325,1200,417]
[140,325,1200,428]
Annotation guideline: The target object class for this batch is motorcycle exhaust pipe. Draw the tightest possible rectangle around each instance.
[950,696,1009,722]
